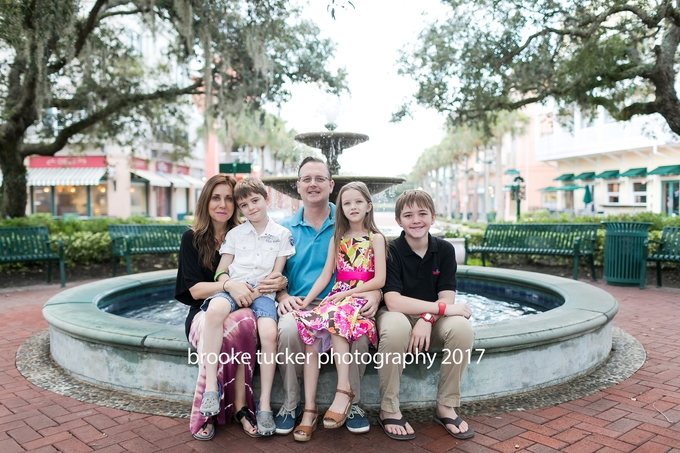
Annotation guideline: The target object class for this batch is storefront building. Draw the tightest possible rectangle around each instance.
[535,105,680,216]
[0,151,205,220]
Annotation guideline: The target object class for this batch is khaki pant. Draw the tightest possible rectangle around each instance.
[376,307,474,412]
[277,309,369,410]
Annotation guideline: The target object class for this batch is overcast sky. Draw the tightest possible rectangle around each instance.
[271,0,452,177]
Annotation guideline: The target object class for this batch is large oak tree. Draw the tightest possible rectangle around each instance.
[0,0,345,217]
[397,0,680,135]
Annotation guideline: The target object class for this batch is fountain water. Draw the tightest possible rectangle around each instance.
[261,123,405,203]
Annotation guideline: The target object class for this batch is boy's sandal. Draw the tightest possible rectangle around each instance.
[235,406,262,438]
[433,415,475,439]
[377,416,416,441]
[256,410,276,436]
[199,381,222,417]
[192,420,215,441]
[293,408,318,442]
[323,388,355,429]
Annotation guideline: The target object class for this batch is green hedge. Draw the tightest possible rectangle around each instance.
[0,214,189,267]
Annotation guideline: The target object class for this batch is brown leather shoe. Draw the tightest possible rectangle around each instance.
[323,389,355,429]
[293,408,318,442]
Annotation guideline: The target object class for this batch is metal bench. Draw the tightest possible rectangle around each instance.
[647,226,680,287]
[108,224,188,276]
[0,226,65,287]
[464,223,600,280]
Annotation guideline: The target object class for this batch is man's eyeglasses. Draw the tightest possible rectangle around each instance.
[298,176,331,184]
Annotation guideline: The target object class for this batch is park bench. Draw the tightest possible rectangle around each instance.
[0,226,65,287]
[108,224,188,276]
[647,226,680,287]
[464,223,600,280]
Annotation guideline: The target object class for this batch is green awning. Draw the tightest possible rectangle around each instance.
[595,170,620,179]
[558,185,582,191]
[619,167,647,177]
[554,173,575,181]
[648,165,680,176]
[574,172,596,180]
[504,169,520,175]
[538,186,558,192]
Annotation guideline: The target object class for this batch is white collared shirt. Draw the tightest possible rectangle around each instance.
[220,218,295,293]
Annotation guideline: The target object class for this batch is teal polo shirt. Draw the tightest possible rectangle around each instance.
[280,203,336,298]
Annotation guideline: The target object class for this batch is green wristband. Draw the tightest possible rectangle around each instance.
[214,270,227,282]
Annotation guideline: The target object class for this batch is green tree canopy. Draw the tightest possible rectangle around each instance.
[0,0,346,217]
[396,0,680,135]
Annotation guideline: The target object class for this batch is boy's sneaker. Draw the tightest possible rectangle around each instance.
[274,403,302,435]
[345,404,370,433]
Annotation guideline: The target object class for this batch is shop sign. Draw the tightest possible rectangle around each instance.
[132,158,149,170]
[176,166,189,175]
[156,161,171,173]
[30,156,107,168]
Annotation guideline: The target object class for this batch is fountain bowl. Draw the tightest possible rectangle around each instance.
[261,175,406,203]
[294,131,369,150]
[43,266,618,406]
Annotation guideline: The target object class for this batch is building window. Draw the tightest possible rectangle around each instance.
[539,113,554,135]
[33,186,52,213]
[607,183,620,203]
[130,181,148,215]
[90,184,108,216]
[580,112,595,129]
[55,186,87,216]
[632,182,647,204]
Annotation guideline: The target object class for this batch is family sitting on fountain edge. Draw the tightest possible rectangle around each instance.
[174,156,475,442]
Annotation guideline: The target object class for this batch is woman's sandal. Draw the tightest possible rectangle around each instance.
[293,407,318,442]
[234,406,262,438]
[192,420,215,441]
[323,388,355,429]
[199,381,222,417]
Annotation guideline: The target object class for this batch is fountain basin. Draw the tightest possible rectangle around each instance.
[262,175,406,204]
[43,267,617,406]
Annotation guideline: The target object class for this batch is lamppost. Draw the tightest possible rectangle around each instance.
[510,175,525,221]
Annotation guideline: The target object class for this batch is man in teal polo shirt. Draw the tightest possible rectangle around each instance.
[275,156,380,435]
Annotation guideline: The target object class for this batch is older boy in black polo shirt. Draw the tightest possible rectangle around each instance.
[376,190,475,441]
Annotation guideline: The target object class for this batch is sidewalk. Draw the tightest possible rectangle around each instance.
[1,280,679,452]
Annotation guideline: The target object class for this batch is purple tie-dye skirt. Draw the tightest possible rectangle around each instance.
[187,308,258,435]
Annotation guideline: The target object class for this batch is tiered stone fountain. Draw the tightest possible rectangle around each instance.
[261,123,406,202]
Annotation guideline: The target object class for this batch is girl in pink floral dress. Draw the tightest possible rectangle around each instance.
[291,182,387,441]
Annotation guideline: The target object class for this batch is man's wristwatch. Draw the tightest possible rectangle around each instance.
[420,313,435,326]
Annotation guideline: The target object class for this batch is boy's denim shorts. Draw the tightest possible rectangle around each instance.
[201,291,278,321]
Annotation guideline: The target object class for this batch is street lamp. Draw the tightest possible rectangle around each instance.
[509,174,525,221]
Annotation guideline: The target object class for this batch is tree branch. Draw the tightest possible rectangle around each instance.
[97,9,143,21]
[617,101,660,121]
[47,0,109,74]
[19,79,204,157]
[502,4,666,67]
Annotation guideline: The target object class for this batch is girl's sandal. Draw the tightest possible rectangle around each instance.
[293,408,318,442]
[323,389,355,429]
[234,406,262,438]
[192,420,215,441]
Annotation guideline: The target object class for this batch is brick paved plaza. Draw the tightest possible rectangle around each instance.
[1,279,678,452]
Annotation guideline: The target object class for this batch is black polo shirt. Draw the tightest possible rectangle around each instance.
[384,231,457,302]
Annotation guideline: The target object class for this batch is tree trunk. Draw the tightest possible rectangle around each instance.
[0,140,29,218]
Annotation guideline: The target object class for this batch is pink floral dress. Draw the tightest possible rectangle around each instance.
[294,234,378,352]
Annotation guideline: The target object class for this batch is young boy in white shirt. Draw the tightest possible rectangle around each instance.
[200,177,295,437]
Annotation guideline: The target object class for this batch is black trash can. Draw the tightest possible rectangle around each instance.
[601,222,651,289]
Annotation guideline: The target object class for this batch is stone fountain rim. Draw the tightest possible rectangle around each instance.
[42,266,618,353]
